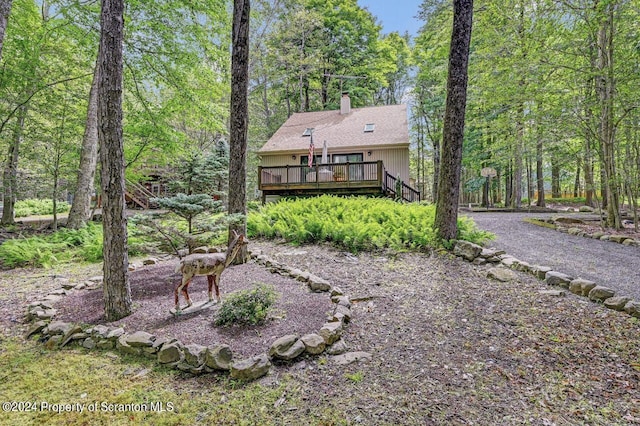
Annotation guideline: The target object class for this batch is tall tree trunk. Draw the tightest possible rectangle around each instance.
[228,0,250,262]
[573,157,581,198]
[584,137,594,206]
[1,105,26,225]
[551,160,560,198]
[536,137,545,207]
[67,61,100,229]
[0,0,12,61]
[99,0,131,321]
[434,0,473,242]
[596,3,620,229]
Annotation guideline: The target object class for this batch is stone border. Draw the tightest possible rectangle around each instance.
[533,217,640,247]
[452,240,640,319]
[23,250,355,381]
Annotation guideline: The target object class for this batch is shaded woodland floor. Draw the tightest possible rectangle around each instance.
[1,239,639,424]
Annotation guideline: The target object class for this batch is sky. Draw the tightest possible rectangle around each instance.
[358,0,423,36]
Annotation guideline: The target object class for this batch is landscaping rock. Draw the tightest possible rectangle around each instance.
[332,305,352,323]
[487,267,518,282]
[545,271,573,288]
[269,335,305,361]
[125,331,156,347]
[326,338,349,355]
[82,337,96,349]
[332,295,351,308]
[569,278,596,296]
[307,275,332,292]
[588,286,616,302]
[621,238,636,246]
[539,290,566,297]
[116,335,142,355]
[47,321,73,336]
[91,325,110,339]
[106,327,125,341]
[96,340,114,350]
[579,206,594,213]
[184,344,207,367]
[61,332,88,348]
[604,296,631,311]
[45,335,63,350]
[205,345,233,370]
[300,333,326,355]
[531,265,552,280]
[453,241,483,261]
[319,321,343,345]
[158,342,183,364]
[25,321,48,338]
[624,301,640,318]
[230,354,271,381]
[514,261,531,273]
[331,351,372,366]
[567,228,581,235]
[479,248,506,259]
[500,256,519,268]
[330,287,344,297]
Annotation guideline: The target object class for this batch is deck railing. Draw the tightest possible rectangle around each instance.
[259,161,384,187]
[259,160,420,202]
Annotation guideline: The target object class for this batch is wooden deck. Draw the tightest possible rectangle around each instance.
[258,161,420,202]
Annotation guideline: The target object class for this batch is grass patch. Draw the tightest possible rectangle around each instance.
[247,195,493,253]
[0,337,339,425]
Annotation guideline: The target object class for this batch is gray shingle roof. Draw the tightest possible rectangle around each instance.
[259,104,409,154]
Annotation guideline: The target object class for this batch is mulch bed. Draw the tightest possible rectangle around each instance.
[53,260,334,359]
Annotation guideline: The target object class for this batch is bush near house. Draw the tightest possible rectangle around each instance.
[247,195,492,253]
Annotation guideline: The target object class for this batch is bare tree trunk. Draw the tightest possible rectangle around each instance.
[551,161,560,198]
[434,0,473,241]
[584,137,594,206]
[99,0,131,321]
[536,137,545,207]
[0,0,12,61]
[1,105,26,225]
[573,157,581,198]
[228,0,250,262]
[67,61,100,229]
[596,4,621,229]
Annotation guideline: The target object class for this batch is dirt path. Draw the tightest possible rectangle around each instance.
[467,212,640,301]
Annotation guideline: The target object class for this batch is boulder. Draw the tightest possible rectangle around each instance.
[91,325,110,339]
[609,235,628,244]
[569,278,596,296]
[47,321,73,336]
[230,354,271,381]
[487,267,518,282]
[479,248,506,259]
[205,345,233,370]
[453,241,483,261]
[319,321,343,345]
[624,301,640,318]
[125,331,156,347]
[500,256,519,268]
[330,287,344,297]
[307,275,332,292]
[45,335,63,350]
[531,265,552,280]
[332,305,352,323]
[82,337,96,349]
[184,344,208,368]
[579,206,594,213]
[331,295,351,308]
[514,261,532,273]
[604,296,631,311]
[539,290,566,297]
[269,335,305,361]
[300,334,326,355]
[116,335,142,355]
[158,342,183,364]
[622,239,637,246]
[588,286,616,302]
[544,271,573,288]
[106,327,125,341]
[61,333,88,348]
[567,228,582,235]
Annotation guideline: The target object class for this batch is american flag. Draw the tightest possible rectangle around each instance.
[308,131,314,168]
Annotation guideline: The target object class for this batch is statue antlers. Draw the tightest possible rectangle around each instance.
[174,231,248,315]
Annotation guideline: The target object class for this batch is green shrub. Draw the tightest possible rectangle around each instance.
[247,195,493,253]
[214,283,278,326]
[14,199,70,217]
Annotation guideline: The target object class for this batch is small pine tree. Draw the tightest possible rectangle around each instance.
[152,193,221,234]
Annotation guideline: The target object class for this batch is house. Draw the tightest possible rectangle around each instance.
[258,93,420,203]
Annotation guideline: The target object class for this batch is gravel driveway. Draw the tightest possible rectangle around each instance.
[467,212,640,301]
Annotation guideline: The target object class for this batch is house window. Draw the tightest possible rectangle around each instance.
[302,128,314,136]
[332,153,364,181]
[364,123,375,132]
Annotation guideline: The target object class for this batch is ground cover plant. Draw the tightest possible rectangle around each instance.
[0,223,145,268]
[14,199,70,218]
[214,283,278,326]
[247,195,492,252]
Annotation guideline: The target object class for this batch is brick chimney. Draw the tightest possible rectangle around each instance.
[340,92,351,115]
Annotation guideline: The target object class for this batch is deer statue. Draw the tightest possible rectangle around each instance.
[174,231,248,314]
